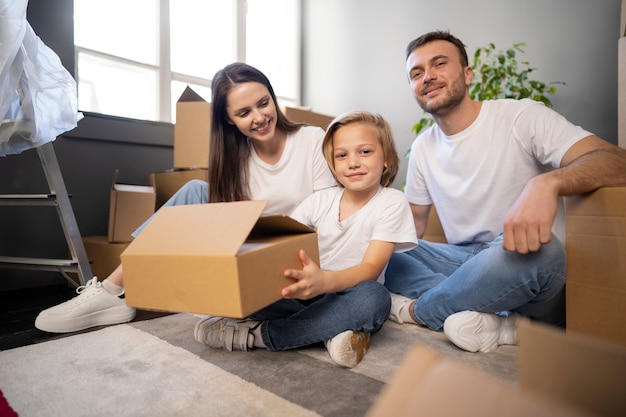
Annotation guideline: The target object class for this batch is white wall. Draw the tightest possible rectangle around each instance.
[302,0,622,189]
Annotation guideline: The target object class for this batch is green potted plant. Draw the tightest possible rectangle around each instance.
[411,42,565,137]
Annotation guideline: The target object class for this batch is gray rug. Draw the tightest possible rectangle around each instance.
[0,313,517,417]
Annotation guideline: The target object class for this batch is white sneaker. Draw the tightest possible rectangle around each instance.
[194,316,259,351]
[443,311,518,353]
[34,277,136,333]
[324,330,371,368]
[388,292,414,324]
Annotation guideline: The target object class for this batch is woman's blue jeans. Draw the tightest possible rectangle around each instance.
[132,179,208,237]
[249,280,391,351]
[384,234,566,331]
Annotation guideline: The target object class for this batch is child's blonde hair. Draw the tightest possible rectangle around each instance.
[322,111,400,187]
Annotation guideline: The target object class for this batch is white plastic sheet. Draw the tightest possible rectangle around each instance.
[0,0,82,157]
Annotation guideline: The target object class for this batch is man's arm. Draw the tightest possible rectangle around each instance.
[503,135,626,253]
[410,204,431,239]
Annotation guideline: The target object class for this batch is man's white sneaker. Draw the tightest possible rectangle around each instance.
[388,292,415,324]
[443,311,518,353]
[324,330,371,368]
[34,277,136,333]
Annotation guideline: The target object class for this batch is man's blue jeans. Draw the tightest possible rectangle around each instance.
[250,280,391,351]
[384,234,566,331]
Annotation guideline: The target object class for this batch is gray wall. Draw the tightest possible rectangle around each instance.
[302,0,622,189]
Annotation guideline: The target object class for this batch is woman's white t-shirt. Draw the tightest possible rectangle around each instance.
[248,126,336,216]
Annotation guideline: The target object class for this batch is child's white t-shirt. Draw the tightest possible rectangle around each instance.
[290,186,418,283]
[248,126,336,216]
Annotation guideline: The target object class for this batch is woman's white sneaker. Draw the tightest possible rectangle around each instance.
[34,277,136,333]
[443,311,518,353]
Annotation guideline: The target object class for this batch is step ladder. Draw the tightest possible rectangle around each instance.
[0,141,92,287]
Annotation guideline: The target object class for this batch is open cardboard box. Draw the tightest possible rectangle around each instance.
[367,320,626,417]
[121,200,319,318]
[107,170,156,243]
[174,86,211,169]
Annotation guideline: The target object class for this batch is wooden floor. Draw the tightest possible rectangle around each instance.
[0,283,168,351]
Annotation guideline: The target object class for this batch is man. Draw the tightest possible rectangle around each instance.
[385,30,626,353]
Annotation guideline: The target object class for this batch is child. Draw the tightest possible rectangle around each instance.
[194,111,417,368]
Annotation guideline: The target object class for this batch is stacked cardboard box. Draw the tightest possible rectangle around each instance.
[565,186,626,348]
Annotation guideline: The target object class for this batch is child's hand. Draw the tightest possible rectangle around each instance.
[282,249,327,300]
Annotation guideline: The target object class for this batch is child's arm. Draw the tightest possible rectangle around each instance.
[281,240,395,300]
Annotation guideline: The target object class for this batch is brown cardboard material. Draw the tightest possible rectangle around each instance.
[366,339,591,417]
[121,200,319,318]
[518,320,626,417]
[174,86,211,169]
[149,168,208,209]
[281,106,334,130]
[107,170,156,243]
[565,186,626,348]
[68,236,129,285]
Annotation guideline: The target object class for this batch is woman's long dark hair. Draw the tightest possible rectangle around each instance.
[208,63,303,203]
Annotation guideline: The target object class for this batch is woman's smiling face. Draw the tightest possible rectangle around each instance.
[226,81,278,142]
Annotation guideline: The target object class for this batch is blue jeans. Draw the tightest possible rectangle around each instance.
[249,280,391,351]
[132,179,208,237]
[384,234,566,331]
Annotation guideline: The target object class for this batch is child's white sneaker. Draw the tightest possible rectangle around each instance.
[324,330,371,368]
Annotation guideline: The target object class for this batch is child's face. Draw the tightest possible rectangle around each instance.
[332,123,387,194]
[225,81,278,143]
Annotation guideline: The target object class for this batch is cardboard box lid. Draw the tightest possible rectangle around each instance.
[124,200,315,257]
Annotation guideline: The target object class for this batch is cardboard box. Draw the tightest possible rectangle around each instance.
[565,187,626,348]
[367,327,593,417]
[368,320,626,417]
[108,170,156,243]
[149,168,208,209]
[121,200,319,318]
[519,320,626,417]
[618,37,626,149]
[281,106,334,130]
[174,86,211,169]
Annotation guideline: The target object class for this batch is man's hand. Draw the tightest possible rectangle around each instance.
[503,175,558,254]
[282,249,327,300]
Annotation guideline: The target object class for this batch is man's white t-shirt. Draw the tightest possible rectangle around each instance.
[405,99,592,244]
[291,186,418,283]
[248,126,336,216]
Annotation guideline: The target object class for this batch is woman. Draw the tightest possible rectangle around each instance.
[34,63,336,334]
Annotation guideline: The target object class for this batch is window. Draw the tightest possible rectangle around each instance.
[74,0,301,123]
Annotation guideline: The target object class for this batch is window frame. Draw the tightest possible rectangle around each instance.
[73,0,301,124]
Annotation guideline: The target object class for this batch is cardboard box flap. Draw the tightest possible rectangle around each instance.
[177,85,206,102]
[125,200,268,256]
[251,214,315,237]
[518,320,626,417]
